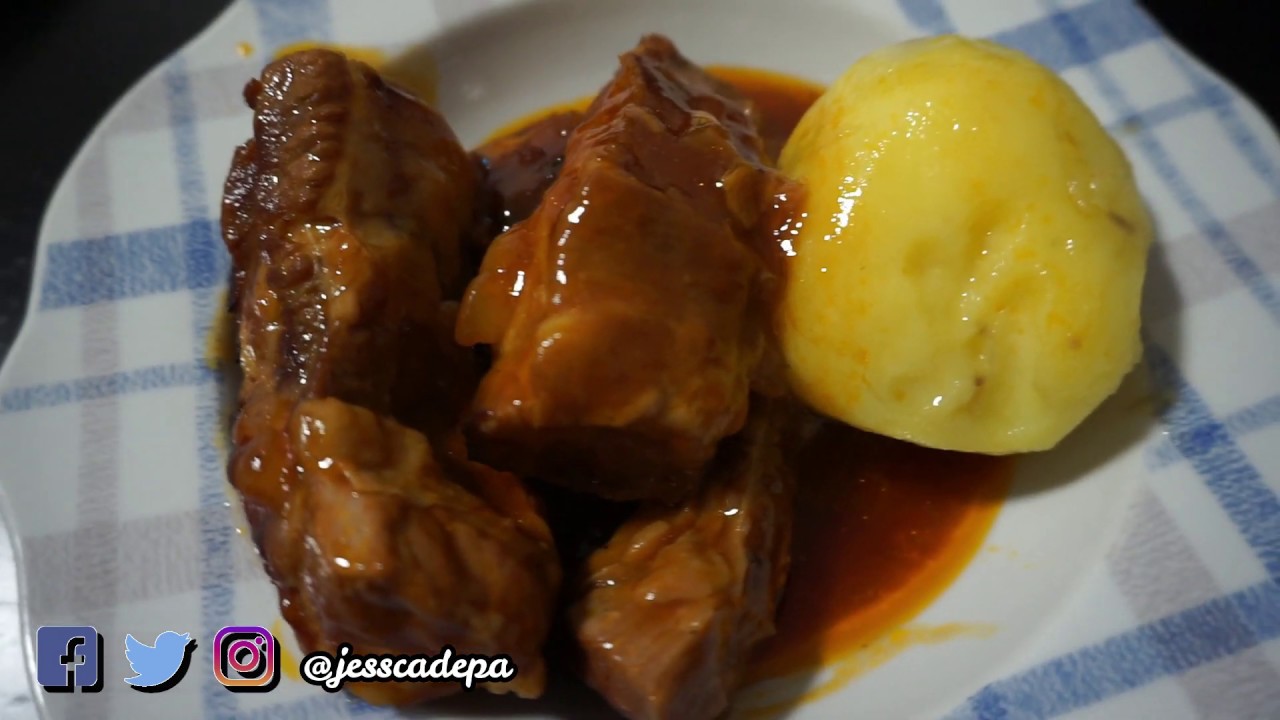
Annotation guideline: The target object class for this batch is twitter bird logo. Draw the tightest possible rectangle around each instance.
[124,631,196,692]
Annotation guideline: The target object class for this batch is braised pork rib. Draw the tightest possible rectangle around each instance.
[222,49,560,705]
[220,37,801,718]
[456,36,784,503]
[475,109,584,240]
[571,399,795,720]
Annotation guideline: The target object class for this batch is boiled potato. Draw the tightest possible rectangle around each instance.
[777,36,1151,454]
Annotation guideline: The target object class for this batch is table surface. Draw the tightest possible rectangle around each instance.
[0,1,1275,717]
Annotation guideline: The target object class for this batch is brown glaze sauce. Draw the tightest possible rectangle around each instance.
[750,423,1011,683]
[707,66,826,163]
[217,50,1015,701]
[488,67,1014,687]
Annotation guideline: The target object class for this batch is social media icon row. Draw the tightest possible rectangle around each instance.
[37,625,278,693]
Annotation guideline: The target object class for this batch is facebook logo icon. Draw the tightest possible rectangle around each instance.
[37,626,103,692]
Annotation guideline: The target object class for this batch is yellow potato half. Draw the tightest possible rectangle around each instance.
[778,36,1151,453]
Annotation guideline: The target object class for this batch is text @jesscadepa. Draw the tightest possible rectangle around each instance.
[299,644,516,692]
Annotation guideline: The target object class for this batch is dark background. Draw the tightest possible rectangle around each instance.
[0,1,1274,362]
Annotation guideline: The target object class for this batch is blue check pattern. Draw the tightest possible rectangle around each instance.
[0,0,1277,718]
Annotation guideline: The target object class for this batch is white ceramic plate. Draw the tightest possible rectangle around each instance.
[3,1,1278,718]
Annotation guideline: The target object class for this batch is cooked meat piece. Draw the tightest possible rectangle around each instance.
[223,48,482,431]
[456,35,785,502]
[221,140,259,309]
[570,399,795,720]
[232,397,558,704]
[222,49,560,704]
[475,110,583,238]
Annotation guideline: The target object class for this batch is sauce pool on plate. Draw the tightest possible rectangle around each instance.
[750,422,1011,683]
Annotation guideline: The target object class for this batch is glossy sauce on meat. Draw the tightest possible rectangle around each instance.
[457,36,788,503]
[221,49,561,705]
[486,67,1013,694]
[216,44,1014,715]
[475,109,583,237]
[272,41,441,104]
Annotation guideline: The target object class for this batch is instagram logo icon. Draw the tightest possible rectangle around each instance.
[213,626,279,692]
